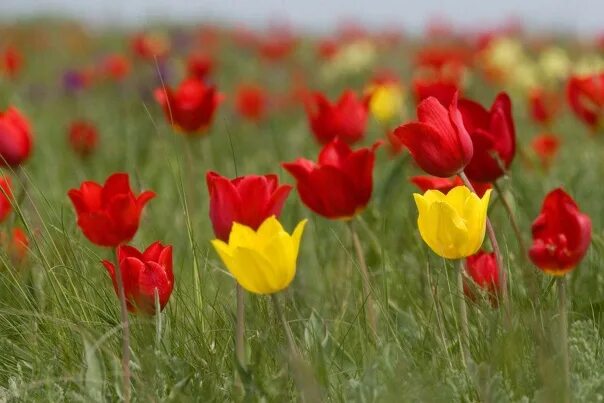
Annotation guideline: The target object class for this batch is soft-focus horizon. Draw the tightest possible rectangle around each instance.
[0,0,602,34]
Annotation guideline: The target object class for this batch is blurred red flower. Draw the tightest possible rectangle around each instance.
[68,173,155,247]
[68,120,99,157]
[0,46,23,79]
[412,77,459,107]
[186,52,214,80]
[235,83,268,122]
[528,87,561,127]
[465,251,502,304]
[0,176,12,223]
[567,73,604,131]
[102,54,131,81]
[531,133,560,170]
[103,242,173,314]
[0,107,33,167]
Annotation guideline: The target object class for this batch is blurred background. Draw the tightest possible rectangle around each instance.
[0,0,602,34]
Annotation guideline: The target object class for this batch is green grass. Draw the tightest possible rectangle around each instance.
[1,21,604,402]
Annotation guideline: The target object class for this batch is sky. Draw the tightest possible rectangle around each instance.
[0,0,602,35]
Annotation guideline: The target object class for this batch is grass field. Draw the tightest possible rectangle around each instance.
[0,21,604,402]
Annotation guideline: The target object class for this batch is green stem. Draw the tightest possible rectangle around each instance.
[270,294,299,358]
[113,250,131,403]
[235,283,246,369]
[558,277,571,403]
[457,260,470,367]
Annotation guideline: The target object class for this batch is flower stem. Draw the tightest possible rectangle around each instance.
[154,288,162,351]
[457,260,470,367]
[459,172,510,318]
[270,293,299,358]
[348,220,378,340]
[558,277,571,403]
[235,283,246,370]
[113,250,131,403]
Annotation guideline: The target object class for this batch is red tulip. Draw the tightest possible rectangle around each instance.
[154,77,222,134]
[566,73,604,130]
[186,52,214,80]
[102,54,131,81]
[68,120,99,157]
[235,83,268,122]
[283,139,380,219]
[102,242,173,314]
[0,107,33,167]
[1,46,23,79]
[531,133,560,170]
[206,171,292,241]
[305,90,369,145]
[410,175,491,197]
[393,94,472,177]
[458,92,516,182]
[528,87,560,126]
[131,33,169,61]
[1,227,28,264]
[529,188,591,275]
[317,38,339,61]
[0,176,13,223]
[465,251,501,304]
[68,173,155,247]
[412,77,459,106]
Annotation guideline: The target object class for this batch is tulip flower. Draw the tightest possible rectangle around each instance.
[102,54,131,81]
[367,82,404,125]
[412,77,459,107]
[131,33,169,61]
[413,186,492,259]
[68,120,99,157]
[1,227,28,264]
[102,242,174,314]
[531,133,560,170]
[206,171,292,241]
[0,176,12,223]
[235,83,268,122]
[154,77,222,134]
[304,90,369,145]
[1,46,22,79]
[186,52,214,80]
[68,173,155,247]
[393,94,473,177]
[211,216,306,294]
[528,87,561,127]
[283,139,379,220]
[566,72,604,130]
[458,93,516,182]
[465,251,501,297]
[0,107,33,167]
[410,175,491,197]
[529,188,591,276]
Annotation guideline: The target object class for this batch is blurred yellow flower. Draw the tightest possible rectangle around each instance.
[211,216,307,294]
[368,84,404,124]
[413,186,492,259]
[573,54,604,76]
[484,37,525,72]
[538,47,570,82]
[321,40,376,81]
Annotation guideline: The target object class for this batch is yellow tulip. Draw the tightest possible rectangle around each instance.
[413,186,492,259]
[369,84,404,124]
[211,216,307,294]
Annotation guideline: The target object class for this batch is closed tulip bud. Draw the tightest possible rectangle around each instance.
[102,242,174,314]
[283,139,380,220]
[0,107,33,167]
[529,188,591,276]
[211,216,307,294]
[68,120,99,157]
[413,186,492,259]
[304,90,369,145]
[394,94,473,177]
[458,93,516,182]
[68,173,155,247]
[465,251,501,299]
[206,171,292,242]
[154,77,223,135]
[1,227,28,264]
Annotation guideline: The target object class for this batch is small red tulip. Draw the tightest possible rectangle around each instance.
[1,46,23,79]
[131,33,169,61]
[1,227,28,264]
[393,94,472,177]
[102,242,173,314]
[567,73,604,130]
[412,77,459,106]
[68,120,99,157]
[0,107,33,167]
[235,83,268,122]
[465,251,501,304]
[528,87,560,126]
[410,175,491,197]
[458,92,516,182]
[531,133,560,170]
[305,90,369,145]
[102,54,131,81]
[206,171,292,241]
[68,173,155,247]
[529,188,591,275]
[154,77,223,134]
[283,139,380,220]
[186,52,214,80]
[0,176,13,223]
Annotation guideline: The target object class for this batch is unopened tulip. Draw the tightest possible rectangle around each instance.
[466,251,501,297]
[0,107,33,167]
[211,216,306,294]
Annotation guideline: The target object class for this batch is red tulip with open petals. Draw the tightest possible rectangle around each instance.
[283,139,380,219]
[458,92,516,182]
[103,242,173,314]
[68,173,155,247]
[154,77,223,134]
[305,90,369,145]
[393,93,472,177]
[206,171,292,241]
[0,107,33,167]
[529,188,591,276]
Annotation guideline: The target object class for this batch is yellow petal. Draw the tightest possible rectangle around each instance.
[291,219,308,258]
[228,222,257,249]
[418,201,469,259]
[444,186,472,216]
[230,247,278,294]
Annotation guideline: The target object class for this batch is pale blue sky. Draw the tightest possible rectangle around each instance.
[0,0,602,34]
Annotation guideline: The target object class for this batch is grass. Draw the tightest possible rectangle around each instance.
[1,20,604,402]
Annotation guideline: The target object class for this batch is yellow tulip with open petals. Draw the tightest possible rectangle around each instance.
[211,216,307,294]
[413,186,492,259]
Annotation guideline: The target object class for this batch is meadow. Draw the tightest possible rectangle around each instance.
[0,20,603,402]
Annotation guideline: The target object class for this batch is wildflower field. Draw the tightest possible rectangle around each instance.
[1,20,604,402]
